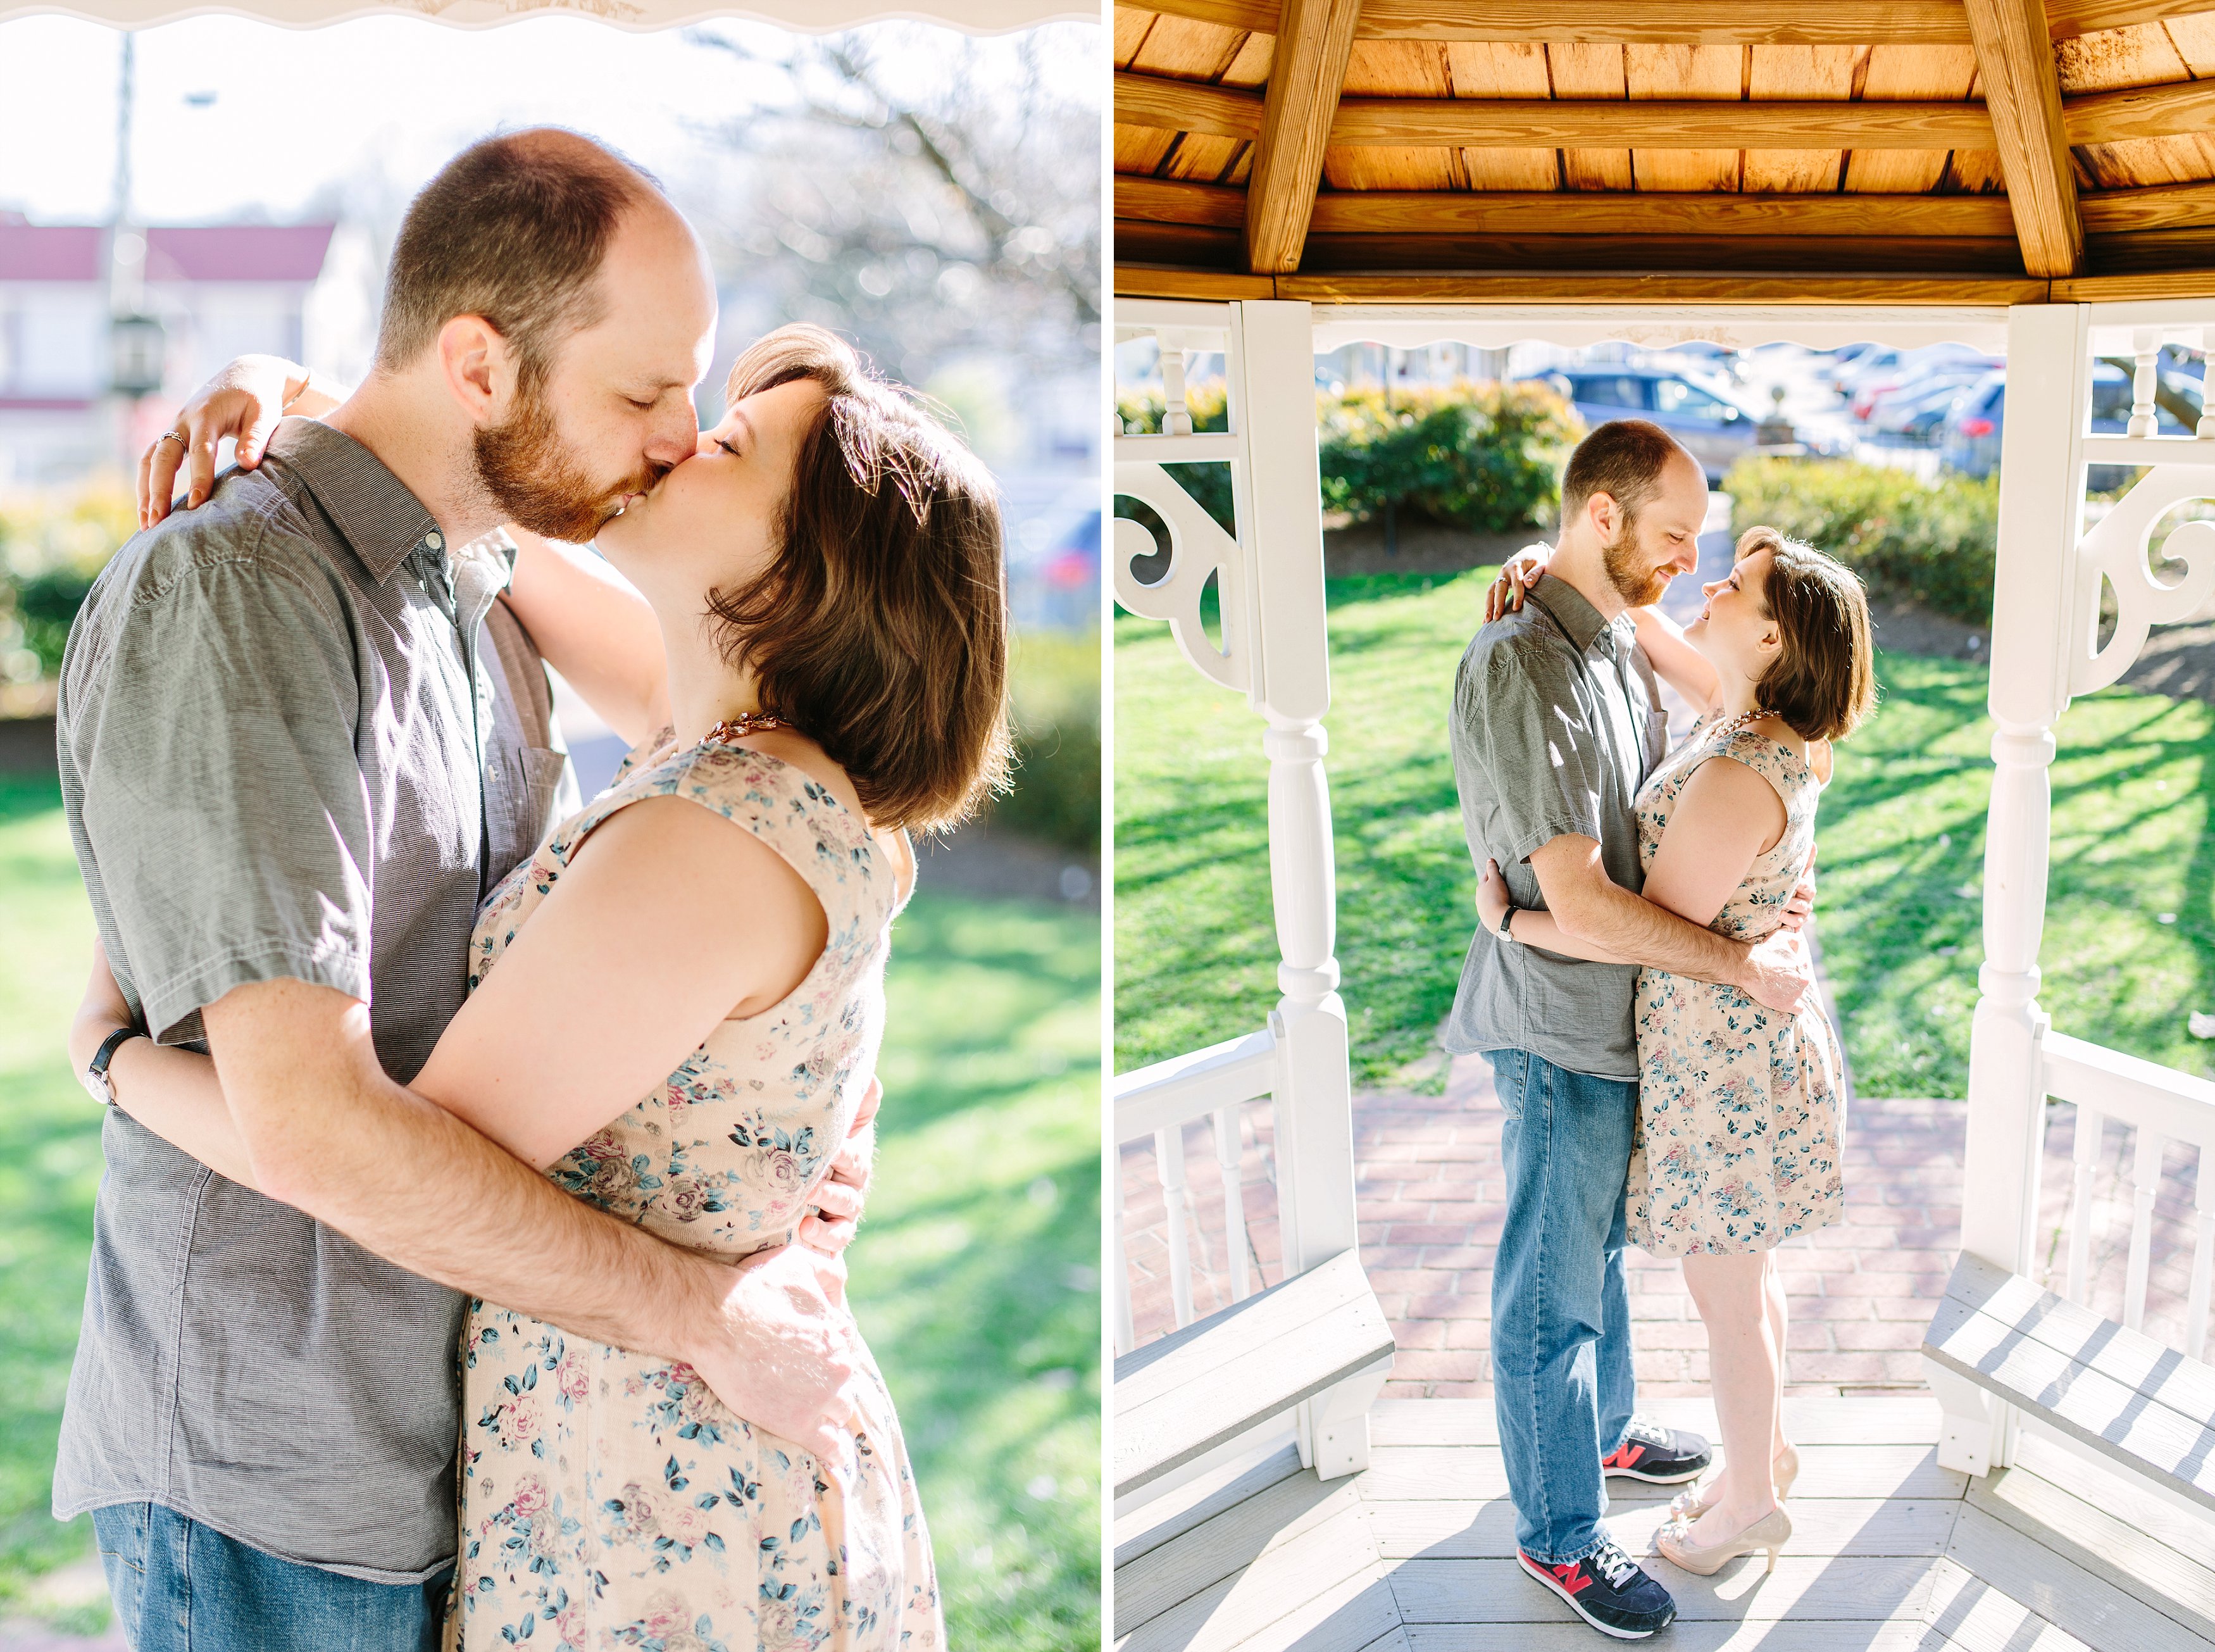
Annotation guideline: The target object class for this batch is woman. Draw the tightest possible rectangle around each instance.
[1478,527,1871,1577]
[70,324,1008,1649]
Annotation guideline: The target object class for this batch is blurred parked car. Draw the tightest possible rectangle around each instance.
[1523,365,1761,484]
[1868,368,2001,442]
[1939,362,2199,481]
[1837,342,1994,410]
[1853,353,2002,423]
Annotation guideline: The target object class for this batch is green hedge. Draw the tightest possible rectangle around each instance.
[1316,380,1582,533]
[1723,456,1999,626]
[0,488,134,684]
[1115,379,1582,541]
[989,627,1100,854]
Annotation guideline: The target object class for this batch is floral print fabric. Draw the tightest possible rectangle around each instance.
[1625,721,1847,1258]
[451,732,940,1650]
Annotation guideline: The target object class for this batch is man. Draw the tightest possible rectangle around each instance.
[56,130,864,1649]
[1445,418,1815,1639]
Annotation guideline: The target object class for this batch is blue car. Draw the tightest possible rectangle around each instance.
[1522,366,1760,485]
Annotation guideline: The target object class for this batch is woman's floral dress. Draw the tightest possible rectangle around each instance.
[450,732,940,1652]
[1624,718,1847,1258]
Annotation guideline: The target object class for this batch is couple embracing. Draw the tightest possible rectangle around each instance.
[1449,419,1876,1639]
[54,128,1004,1651]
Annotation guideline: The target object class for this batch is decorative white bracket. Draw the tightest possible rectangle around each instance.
[1113,460,1249,694]
[2071,465,2215,696]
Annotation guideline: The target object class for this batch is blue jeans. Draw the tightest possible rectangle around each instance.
[1486,1049,1638,1564]
[92,1503,448,1652]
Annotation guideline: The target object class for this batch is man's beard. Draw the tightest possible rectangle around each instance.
[1602,514,1673,608]
[473,380,651,544]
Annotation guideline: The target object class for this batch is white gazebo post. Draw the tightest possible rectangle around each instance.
[1111,297,1379,1483]
[1236,302,1368,1475]
[1933,302,2090,1476]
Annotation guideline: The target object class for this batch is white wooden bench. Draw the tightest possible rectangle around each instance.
[1114,1248,1395,1504]
[1923,1251,2215,1518]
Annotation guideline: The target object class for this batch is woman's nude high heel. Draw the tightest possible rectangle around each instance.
[1668,1444,1798,1521]
[1656,1505,1792,1577]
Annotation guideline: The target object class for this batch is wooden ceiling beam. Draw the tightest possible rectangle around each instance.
[1115,72,1263,139]
[1116,176,2024,237]
[1273,272,2050,302]
[1121,171,2215,238]
[2063,77,2215,147]
[2079,178,2215,234]
[1963,0,2083,276]
[1328,94,1995,148]
[2042,0,2211,37]
[1118,68,2215,158]
[1354,0,1972,42]
[1244,0,1364,274]
[1131,0,1980,43]
[1123,0,2207,43]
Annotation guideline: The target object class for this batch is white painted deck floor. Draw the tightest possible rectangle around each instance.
[1113,1397,2215,1652]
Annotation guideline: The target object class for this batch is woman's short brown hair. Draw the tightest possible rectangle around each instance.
[1738,525,1876,743]
[705,325,1013,834]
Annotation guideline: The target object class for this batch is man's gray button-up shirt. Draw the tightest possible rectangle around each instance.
[53,417,571,1580]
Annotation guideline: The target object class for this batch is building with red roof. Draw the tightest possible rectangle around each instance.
[0,218,339,485]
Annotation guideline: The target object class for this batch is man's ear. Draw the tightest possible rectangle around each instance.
[435,314,513,427]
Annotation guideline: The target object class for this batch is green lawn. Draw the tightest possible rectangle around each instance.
[1116,569,2215,1099]
[0,771,1100,1649]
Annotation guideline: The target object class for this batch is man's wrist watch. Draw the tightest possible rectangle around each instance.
[83,1027,143,1108]
[1497,904,1516,941]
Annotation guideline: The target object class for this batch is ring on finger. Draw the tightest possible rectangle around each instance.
[156,429,188,451]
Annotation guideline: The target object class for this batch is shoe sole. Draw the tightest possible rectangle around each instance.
[1515,1551,1675,1640]
[1605,1462,1707,1485]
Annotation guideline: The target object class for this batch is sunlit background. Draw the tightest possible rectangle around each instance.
[0,14,1101,1648]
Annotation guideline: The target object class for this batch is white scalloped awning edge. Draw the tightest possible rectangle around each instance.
[0,0,1095,32]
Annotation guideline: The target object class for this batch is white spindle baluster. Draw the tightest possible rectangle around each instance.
[1157,1123,1195,1328]
[2067,1104,2102,1305]
[2129,328,2162,437]
[1215,1103,1252,1302]
[2189,1144,2215,1363]
[2124,1127,2162,1332]
[1114,1147,1136,1356]
[1161,343,1193,436]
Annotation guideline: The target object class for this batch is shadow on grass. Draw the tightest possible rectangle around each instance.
[1119,583,2215,1100]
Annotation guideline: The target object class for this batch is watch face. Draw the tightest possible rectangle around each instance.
[82,1066,111,1106]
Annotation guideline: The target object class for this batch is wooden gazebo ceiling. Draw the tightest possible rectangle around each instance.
[1113,0,2215,304]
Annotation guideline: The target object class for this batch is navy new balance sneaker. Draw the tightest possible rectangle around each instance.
[1518,1537,1678,1639]
[1602,1413,1712,1485]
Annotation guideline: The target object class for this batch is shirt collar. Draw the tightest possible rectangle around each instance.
[1524,570,1626,656]
[262,417,446,585]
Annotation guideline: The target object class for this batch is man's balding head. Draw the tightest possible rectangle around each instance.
[375,127,678,387]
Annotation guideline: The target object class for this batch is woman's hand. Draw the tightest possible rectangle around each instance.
[68,938,135,1078]
[1476,857,1513,934]
[799,1077,880,1257]
[139,354,337,529]
[1485,544,1554,623]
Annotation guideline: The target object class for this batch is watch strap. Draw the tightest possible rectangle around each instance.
[86,1025,141,1105]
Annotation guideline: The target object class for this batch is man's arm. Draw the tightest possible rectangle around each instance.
[1530,818,1812,1015]
[204,977,860,1458]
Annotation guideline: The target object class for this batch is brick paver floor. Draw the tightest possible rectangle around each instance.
[1120,1053,2210,1399]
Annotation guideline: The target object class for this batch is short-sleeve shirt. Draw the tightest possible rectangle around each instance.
[52,418,573,1581]
[1443,572,1669,1080]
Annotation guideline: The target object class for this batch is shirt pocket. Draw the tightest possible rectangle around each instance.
[487,745,570,880]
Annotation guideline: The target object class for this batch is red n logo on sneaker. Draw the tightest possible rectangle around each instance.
[1551,1562,1593,1596]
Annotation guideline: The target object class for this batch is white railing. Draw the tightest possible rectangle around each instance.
[2041,1030,2215,1361]
[1113,1029,1278,1354]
